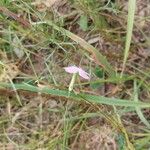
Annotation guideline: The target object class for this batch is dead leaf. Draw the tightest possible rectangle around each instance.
[0,63,19,82]
[44,0,58,7]
[32,0,58,8]
[0,50,19,82]
[12,35,25,59]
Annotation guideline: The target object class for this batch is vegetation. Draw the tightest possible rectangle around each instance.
[0,0,150,149]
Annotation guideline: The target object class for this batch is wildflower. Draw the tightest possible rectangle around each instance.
[64,65,90,93]
[64,66,90,80]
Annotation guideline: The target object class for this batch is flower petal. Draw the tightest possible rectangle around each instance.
[64,65,90,80]
[78,68,90,80]
[64,66,79,74]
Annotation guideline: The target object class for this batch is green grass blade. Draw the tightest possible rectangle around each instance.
[134,80,150,128]
[0,82,150,108]
[121,0,136,76]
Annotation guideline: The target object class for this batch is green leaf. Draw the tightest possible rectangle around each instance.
[90,82,103,89]
[121,0,136,76]
[78,15,88,31]
[94,67,104,78]
[90,67,104,89]
[1,82,150,108]
[0,0,11,6]
[133,80,150,128]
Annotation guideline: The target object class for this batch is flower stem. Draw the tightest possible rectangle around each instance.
[69,73,77,92]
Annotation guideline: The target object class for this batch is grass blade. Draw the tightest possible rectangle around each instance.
[0,82,150,108]
[121,0,136,76]
[134,80,150,128]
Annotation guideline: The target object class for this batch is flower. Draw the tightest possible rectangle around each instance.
[64,65,90,80]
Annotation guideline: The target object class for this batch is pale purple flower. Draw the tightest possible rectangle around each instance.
[64,66,90,80]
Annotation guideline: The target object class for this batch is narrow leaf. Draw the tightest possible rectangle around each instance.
[0,82,150,108]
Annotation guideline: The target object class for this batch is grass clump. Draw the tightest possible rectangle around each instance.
[0,0,150,149]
